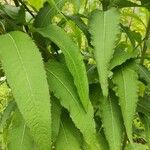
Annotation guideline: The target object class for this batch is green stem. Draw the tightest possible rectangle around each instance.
[140,11,150,64]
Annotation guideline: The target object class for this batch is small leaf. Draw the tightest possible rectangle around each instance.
[113,65,139,143]
[89,8,120,97]
[0,101,16,128]
[140,114,150,149]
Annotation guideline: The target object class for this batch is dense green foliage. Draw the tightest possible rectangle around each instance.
[0,0,150,150]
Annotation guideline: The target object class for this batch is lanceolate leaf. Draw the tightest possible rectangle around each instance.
[8,110,35,150]
[0,32,51,150]
[55,112,82,150]
[89,8,120,97]
[0,101,16,128]
[35,25,89,110]
[46,61,101,149]
[136,64,150,87]
[113,65,139,143]
[138,95,150,116]
[51,95,62,143]
[110,48,138,70]
[34,0,66,27]
[99,94,124,150]
[140,115,150,149]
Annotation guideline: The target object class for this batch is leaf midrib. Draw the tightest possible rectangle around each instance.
[46,68,81,110]
[8,34,35,103]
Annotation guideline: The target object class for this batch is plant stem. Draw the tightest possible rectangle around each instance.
[18,0,35,18]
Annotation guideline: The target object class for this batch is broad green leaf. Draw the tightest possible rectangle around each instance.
[89,8,120,97]
[0,32,51,150]
[113,65,139,143]
[140,115,150,149]
[8,110,35,150]
[46,61,101,149]
[55,112,82,150]
[35,25,89,110]
[99,94,124,150]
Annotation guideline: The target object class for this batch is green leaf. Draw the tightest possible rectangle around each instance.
[110,48,138,70]
[0,31,51,150]
[112,0,139,8]
[89,8,120,97]
[46,60,101,149]
[51,95,61,143]
[99,94,124,150]
[125,143,148,150]
[35,25,89,110]
[0,5,25,24]
[0,101,16,128]
[87,65,99,84]
[55,111,82,150]
[27,0,46,10]
[34,0,66,27]
[34,2,52,28]
[113,65,139,143]
[8,110,35,150]
[136,64,150,87]
[140,115,150,149]
[138,95,150,116]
